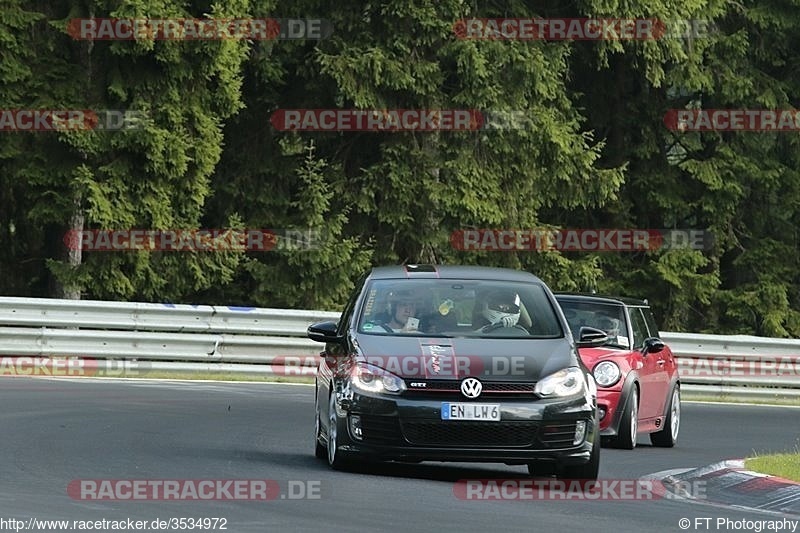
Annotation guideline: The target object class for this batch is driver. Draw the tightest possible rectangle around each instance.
[476,289,521,331]
[597,316,620,338]
[381,290,422,333]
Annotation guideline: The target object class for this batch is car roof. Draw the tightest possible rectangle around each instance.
[554,292,649,307]
[368,264,544,283]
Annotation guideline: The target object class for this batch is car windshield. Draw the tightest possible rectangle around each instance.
[357,279,563,338]
[557,300,630,349]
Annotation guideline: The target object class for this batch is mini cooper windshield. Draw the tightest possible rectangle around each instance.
[357,279,563,338]
[559,300,630,349]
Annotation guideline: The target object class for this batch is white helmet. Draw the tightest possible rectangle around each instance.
[482,290,521,327]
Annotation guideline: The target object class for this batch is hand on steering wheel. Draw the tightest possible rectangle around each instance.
[481,321,529,334]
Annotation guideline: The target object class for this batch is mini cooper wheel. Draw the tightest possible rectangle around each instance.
[650,385,680,447]
[611,387,638,450]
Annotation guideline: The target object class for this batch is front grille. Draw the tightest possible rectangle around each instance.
[405,380,537,398]
[359,416,579,449]
[359,415,402,444]
[401,420,538,447]
[539,422,577,448]
[483,382,537,393]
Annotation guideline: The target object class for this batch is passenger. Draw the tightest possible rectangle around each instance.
[475,289,521,331]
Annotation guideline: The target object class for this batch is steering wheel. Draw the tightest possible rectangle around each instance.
[481,323,529,334]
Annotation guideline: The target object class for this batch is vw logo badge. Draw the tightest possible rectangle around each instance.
[460,377,483,399]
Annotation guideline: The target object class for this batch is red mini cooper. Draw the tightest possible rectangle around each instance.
[555,294,680,449]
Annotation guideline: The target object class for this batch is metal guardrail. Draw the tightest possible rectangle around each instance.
[0,296,338,336]
[0,296,798,400]
[660,332,800,400]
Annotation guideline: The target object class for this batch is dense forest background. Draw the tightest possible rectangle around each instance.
[1,0,798,337]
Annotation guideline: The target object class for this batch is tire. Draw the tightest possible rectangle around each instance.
[314,390,326,460]
[650,385,680,447]
[557,426,600,480]
[610,387,638,450]
[326,392,350,470]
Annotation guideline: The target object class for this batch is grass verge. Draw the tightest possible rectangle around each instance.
[745,451,800,483]
[682,393,800,407]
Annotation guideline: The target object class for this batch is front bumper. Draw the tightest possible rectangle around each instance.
[597,389,623,435]
[334,386,597,464]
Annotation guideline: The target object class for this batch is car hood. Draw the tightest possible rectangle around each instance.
[577,346,634,367]
[353,334,575,382]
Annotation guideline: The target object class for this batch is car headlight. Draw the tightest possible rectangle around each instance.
[593,361,621,387]
[351,363,407,395]
[534,367,586,398]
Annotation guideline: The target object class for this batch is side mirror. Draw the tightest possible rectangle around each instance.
[575,326,609,348]
[642,337,665,354]
[307,321,342,344]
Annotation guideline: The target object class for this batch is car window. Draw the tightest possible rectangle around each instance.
[337,273,367,336]
[556,300,630,349]
[629,307,649,349]
[643,307,661,337]
[357,279,563,338]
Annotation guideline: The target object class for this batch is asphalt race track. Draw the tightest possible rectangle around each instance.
[1,378,798,532]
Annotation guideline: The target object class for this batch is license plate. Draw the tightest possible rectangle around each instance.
[441,403,501,421]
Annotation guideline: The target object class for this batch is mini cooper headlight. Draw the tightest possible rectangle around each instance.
[593,361,621,387]
[351,363,407,395]
[534,367,586,398]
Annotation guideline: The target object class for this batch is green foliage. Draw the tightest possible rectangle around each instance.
[0,0,798,336]
[1,0,252,299]
[541,0,800,336]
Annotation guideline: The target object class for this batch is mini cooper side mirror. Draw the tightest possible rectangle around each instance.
[642,337,665,354]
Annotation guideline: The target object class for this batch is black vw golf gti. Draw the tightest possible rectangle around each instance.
[308,265,601,479]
